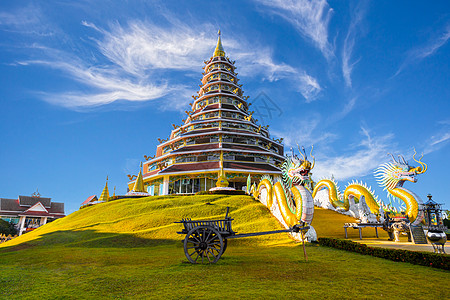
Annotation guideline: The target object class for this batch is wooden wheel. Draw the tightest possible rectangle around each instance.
[222,238,228,255]
[183,226,224,264]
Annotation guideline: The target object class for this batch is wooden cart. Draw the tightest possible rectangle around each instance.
[175,207,309,264]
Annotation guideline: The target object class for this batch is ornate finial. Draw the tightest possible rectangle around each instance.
[31,188,41,198]
[213,30,225,57]
[218,29,221,36]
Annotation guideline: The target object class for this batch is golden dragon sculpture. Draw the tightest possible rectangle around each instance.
[312,149,426,225]
[254,146,315,231]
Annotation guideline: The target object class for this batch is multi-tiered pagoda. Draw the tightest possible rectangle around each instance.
[127,32,284,195]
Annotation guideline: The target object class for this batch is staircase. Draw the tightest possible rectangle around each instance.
[410,225,428,244]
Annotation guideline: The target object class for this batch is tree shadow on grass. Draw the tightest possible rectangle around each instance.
[0,229,180,252]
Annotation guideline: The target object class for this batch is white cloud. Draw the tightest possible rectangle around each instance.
[299,73,321,102]
[10,14,321,108]
[312,127,395,181]
[235,48,297,81]
[325,96,357,124]
[342,6,364,87]
[256,0,334,59]
[271,116,336,149]
[424,121,450,154]
[237,49,321,101]
[0,5,56,37]
[0,5,42,27]
[20,58,177,108]
[394,24,450,77]
[84,20,217,76]
[341,3,365,88]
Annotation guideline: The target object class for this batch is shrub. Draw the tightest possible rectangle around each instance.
[196,190,246,195]
[318,237,450,271]
[0,219,17,236]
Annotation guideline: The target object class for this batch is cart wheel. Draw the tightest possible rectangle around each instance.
[222,238,228,255]
[184,226,224,264]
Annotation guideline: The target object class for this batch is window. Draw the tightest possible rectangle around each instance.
[207,153,219,160]
[195,137,209,144]
[169,178,211,194]
[223,135,233,142]
[255,155,266,162]
[176,156,196,163]
[223,154,234,160]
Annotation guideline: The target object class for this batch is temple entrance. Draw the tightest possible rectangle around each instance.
[169,178,216,194]
[229,181,246,191]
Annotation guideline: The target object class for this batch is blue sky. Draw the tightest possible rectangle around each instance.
[1,0,449,215]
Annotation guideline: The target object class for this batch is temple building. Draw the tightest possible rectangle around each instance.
[128,32,284,195]
[0,192,65,235]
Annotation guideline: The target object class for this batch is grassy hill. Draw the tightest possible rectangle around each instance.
[3,194,296,248]
[0,195,446,299]
[3,194,383,249]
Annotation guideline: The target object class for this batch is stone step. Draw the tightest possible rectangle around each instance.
[410,225,428,244]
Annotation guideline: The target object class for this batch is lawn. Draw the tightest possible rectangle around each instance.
[0,195,448,299]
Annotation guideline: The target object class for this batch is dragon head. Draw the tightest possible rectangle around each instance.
[282,145,315,188]
[375,149,427,191]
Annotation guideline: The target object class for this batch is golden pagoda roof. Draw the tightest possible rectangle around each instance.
[213,30,225,57]
[98,176,110,202]
[132,163,146,193]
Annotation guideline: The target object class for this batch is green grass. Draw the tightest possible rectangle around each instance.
[0,195,448,299]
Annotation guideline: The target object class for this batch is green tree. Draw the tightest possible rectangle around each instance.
[0,219,17,235]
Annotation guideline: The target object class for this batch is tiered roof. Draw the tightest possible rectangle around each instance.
[131,32,284,188]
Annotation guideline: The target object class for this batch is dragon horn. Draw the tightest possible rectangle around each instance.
[297,143,306,160]
[413,148,427,174]
[388,153,397,163]
[401,155,408,165]
[310,145,315,169]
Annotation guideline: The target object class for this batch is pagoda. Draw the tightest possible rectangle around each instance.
[127,31,284,195]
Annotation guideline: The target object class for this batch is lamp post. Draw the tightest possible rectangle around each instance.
[423,194,447,253]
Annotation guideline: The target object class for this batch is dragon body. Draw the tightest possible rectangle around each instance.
[312,150,427,225]
[312,179,379,213]
[254,147,315,238]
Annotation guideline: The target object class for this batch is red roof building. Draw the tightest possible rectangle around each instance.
[0,194,65,235]
[127,32,284,195]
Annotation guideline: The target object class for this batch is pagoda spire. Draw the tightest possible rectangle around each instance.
[132,163,145,193]
[213,30,225,57]
[99,176,110,202]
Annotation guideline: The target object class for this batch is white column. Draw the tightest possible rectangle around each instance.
[40,217,48,226]
[18,216,26,236]
[162,176,169,195]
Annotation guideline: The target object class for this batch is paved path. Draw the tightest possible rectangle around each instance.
[351,238,448,253]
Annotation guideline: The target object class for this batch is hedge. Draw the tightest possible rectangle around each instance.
[318,237,450,271]
[196,190,247,195]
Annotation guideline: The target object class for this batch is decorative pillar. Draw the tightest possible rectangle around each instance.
[162,176,169,195]
[40,217,48,226]
[18,216,26,236]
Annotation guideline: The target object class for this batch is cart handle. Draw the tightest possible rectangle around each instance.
[225,206,230,219]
